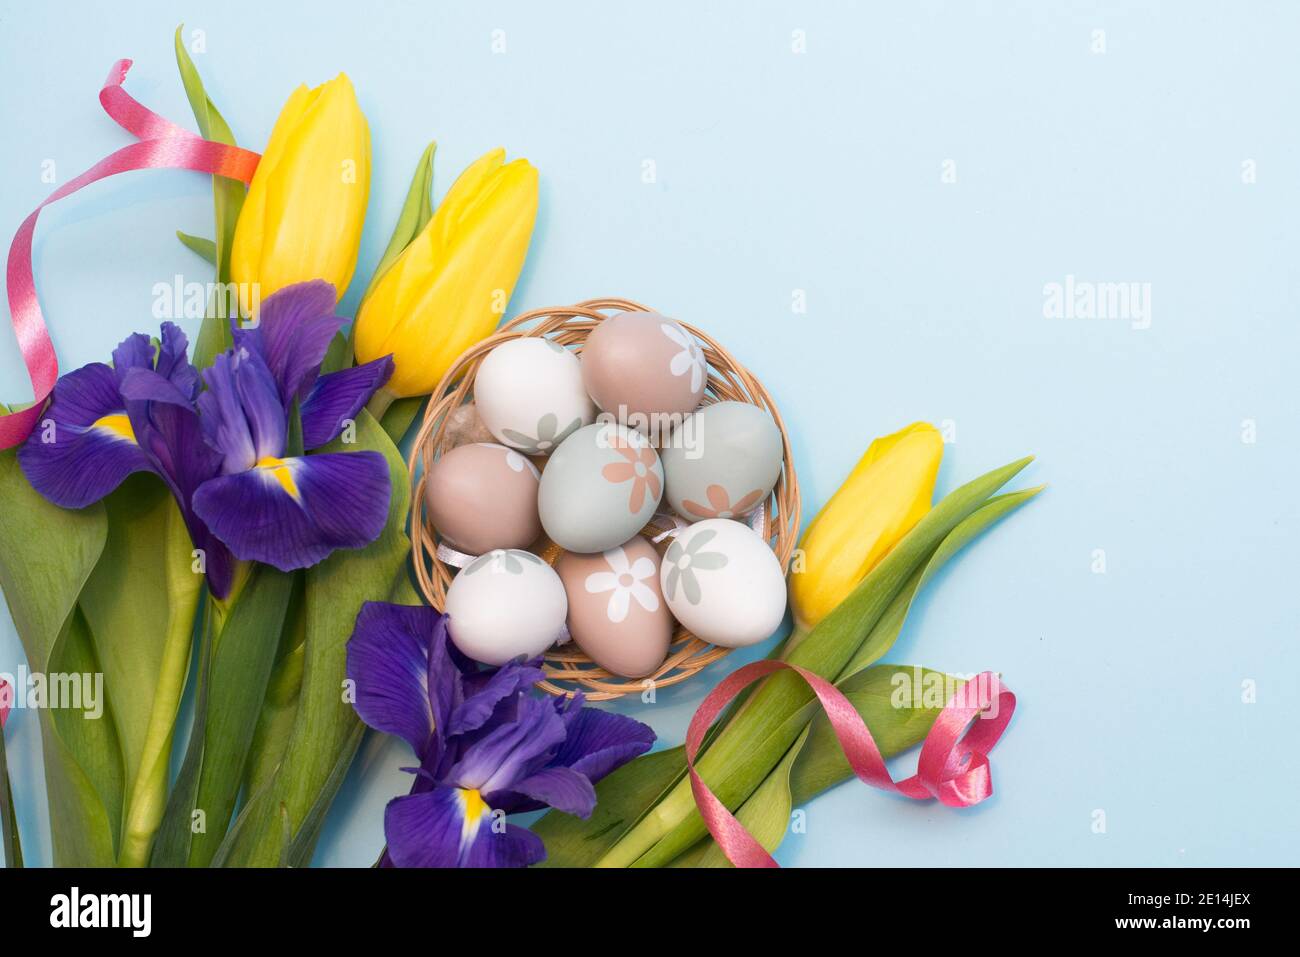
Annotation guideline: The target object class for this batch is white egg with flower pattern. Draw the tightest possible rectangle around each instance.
[473,337,595,455]
[659,518,786,649]
[445,549,568,666]
[556,536,672,678]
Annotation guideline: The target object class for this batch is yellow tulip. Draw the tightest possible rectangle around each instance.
[353,148,539,401]
[789,422,944,631]
[231,74,370,312]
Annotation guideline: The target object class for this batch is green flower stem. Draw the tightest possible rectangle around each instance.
[595,456,1033,868]
[116,585,199,867]
[0,718,21,868]
[365,387,398,424]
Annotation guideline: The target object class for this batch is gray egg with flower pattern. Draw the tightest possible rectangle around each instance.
[445,549,568,665]
[581,311,707,431]
[660,401,783,522]
[538,422,664,553]
[474,337,595,455]
[660,518,786,648]
[556,536,672,678]
[424,443,541,555]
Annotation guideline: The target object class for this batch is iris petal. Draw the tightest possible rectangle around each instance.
[446,655,544,738]
[111,332,155,380]
[235,280,345,403]
[300,355,394,449]
[198,348,287,473]
[507,765,596,818]
[549,706,656,784]
[125,376,233,599]
[192,449,390,570]
[17,363,154,507]
[384,786,545,868]
[449,694,567,794]
[346,602,437,758]
[154,321,202,400]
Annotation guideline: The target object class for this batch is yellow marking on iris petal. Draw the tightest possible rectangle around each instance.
[459,788,489,848]
[255,455,300,499]
[92,413,137,443]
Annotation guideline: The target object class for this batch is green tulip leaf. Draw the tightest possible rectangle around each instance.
[360,141,436,307]
[789,665,963,806]
[380,395,426,447]
[78,475,203,866]
[242,576,306,801]
[0,715,21,867]
[175,23,246,368]
[0,448,122,866]
[215,410,412,866]
[151,564,295,867]
[534,745,689,868]
[837,485,1045,680]
[671,726,811,868]
[175,231,217,265]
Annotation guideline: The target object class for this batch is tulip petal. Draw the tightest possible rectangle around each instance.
[192,449,390,570]
[17,363,154,508]
[790,421,943,629]
[300,355,394,449]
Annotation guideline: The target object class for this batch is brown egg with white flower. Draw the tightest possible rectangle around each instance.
[424,443,541,555]
[580,311,707,434]
[556,536,673,678]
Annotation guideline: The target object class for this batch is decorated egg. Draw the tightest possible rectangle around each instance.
[424,443,541,555]
[556,536,672,678]
[538,422,664,554]
[580,311,707,431]
[444,549,567,665]
[474,337,595,454]
[660,518,786,648]
[660,401,783,521]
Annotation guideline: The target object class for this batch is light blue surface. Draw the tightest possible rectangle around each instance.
[2,0,1297,867]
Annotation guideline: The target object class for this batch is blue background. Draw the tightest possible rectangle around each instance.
[2,0,1297,867]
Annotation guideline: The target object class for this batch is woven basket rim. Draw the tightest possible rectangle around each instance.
[408,297,800,700]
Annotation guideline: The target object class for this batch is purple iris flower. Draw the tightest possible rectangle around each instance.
[18,320,236,596]
[347,603,655,867]
[191,282,395,572]
[18,281,396,595]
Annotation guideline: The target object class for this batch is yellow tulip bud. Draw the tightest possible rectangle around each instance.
[789,422,944,630]
[352,148,539,399]
[231,74,370,312]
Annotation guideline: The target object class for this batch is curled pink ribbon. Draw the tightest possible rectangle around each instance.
[685,661,1016,867]
[0,60,261,449]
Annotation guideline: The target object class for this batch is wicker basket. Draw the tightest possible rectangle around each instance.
[409,298,800,700]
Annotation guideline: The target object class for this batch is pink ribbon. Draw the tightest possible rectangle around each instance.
[0,60,260,449]
[685,661,1016,867]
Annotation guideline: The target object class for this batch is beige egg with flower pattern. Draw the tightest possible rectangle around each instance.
[580,311,707,433]
[557,536,672,678]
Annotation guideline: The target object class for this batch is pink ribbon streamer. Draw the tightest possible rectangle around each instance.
[685,660,1016,867]
[0,60,260,450]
